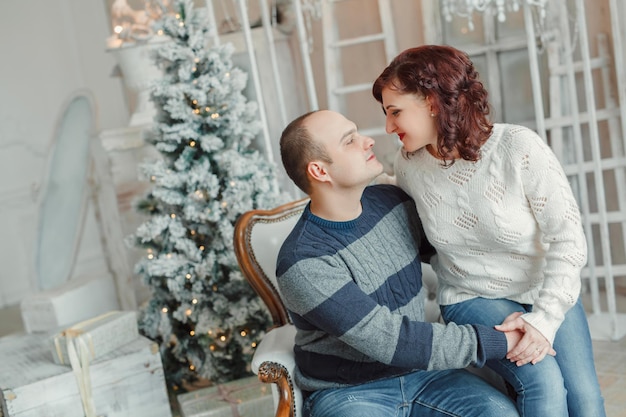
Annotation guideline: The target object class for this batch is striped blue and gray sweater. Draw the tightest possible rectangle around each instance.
[276,185,508,392]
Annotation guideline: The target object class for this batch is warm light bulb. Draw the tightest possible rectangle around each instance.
[114,25,123,34]
[185,309,192,316]
[251,342,257,348]
[211,113,219,119]
[189,365,195,371]
[219,335,227,342]
[170,213,176,219]
[190,330,195,336]
[186,274,192,279]
[162,307,168,313]
[199,246,205,251]
[189,141,196,147]
[147,254,154,260]
[240,330,247,337]
[192,298,198,304]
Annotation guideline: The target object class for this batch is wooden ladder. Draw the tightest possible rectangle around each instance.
[546,32,626,340]
[320,0,397,137]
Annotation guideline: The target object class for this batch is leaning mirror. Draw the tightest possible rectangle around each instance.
[35,95,94,290]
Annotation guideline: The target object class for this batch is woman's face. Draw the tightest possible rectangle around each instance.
[381,87,438,154]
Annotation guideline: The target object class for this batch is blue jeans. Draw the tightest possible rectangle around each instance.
[441,297,606,417]
[303,368,519,417]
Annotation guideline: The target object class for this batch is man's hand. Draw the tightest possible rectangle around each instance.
[495,312,556,366]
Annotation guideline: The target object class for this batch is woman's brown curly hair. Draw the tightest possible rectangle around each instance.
[372,45,493,164]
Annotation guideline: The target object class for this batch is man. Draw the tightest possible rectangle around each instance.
[276,110,521,417]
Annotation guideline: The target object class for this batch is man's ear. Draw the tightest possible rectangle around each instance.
[307,161,330,183]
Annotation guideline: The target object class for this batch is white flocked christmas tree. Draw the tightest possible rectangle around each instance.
[129,0,288,391]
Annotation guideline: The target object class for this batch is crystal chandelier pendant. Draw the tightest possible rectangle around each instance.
[441,0,548,30]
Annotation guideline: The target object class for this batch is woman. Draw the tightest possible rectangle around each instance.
[372,44,605,417]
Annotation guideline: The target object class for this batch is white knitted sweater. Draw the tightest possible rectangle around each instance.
[395,123,587,344]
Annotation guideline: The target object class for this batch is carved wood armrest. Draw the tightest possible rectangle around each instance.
[258,361,296,417]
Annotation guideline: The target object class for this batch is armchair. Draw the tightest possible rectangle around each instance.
[233,198,443,417]
[234,198,307,417]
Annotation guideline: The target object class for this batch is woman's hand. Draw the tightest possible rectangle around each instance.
[495,312,556,366]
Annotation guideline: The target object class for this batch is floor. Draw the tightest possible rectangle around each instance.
[585,284,626,417]
[0,299,624,416]
[593,335,626,416]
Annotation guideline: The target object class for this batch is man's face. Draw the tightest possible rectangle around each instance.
[306,110,383,189]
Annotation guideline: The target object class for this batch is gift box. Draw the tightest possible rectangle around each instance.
[177,376,274,417]
[0,332,172,417]
[19,275,120,333]
[50,310,139,365]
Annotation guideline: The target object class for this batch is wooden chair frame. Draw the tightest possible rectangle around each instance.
[234,198,309,417]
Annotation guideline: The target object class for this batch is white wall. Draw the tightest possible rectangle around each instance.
[0,0,129,306]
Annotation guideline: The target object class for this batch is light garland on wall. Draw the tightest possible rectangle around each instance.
[441,0,548,30]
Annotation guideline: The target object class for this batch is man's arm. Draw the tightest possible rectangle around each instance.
[279,258,507,371]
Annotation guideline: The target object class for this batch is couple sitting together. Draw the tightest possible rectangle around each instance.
[273,45,606,417]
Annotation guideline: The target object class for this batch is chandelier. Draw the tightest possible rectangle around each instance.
[441,0,548,31]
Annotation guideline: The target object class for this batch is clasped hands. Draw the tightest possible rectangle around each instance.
[496,312,556,366]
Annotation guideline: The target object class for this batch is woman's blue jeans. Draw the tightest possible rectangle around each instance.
[303,368,519,417]
[441,297,606,417]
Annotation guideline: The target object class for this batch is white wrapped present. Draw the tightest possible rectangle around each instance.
[50,310,138,365]
[0,332,172,417]
[19,275,119,334]
[177,376,274,417]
